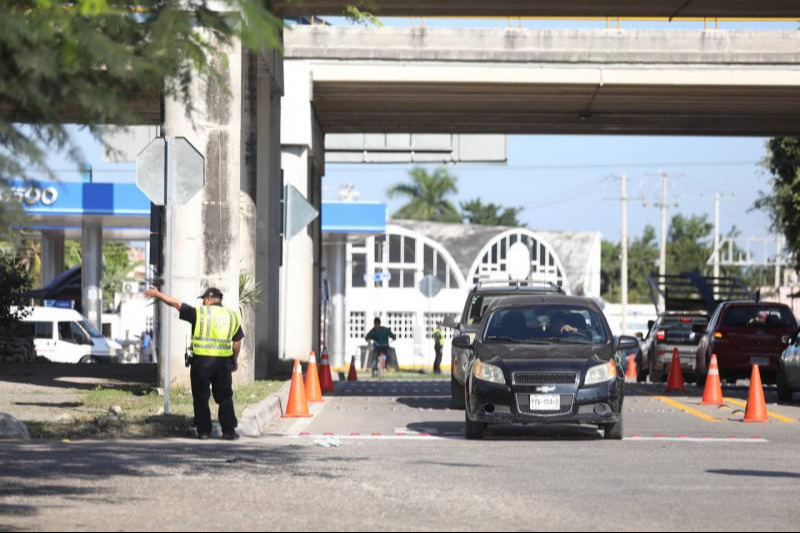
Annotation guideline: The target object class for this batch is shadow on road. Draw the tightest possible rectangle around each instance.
[707,469,800,479]
[406,421,602,441]
[0,439,362,529]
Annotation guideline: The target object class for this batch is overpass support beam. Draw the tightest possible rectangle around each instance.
[280,61,325,362]
[325,236,347,369]
[160,37,286,386]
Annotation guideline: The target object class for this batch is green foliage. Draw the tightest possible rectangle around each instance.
[343,2,383,26]
[754,137,800,271]
[388,167,461,223]
[65,241,141,306]
[667,214,713,275]
[0,0,282,222]
[602,225,660,304]
[0,253,33,330]
[461,198,524,227]
[238,270,262,311]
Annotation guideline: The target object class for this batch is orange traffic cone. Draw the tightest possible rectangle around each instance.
[744,364,769,423]
[283,360,312,418]
[701,354,724,406]
[347,356,358,382]
[319,346,335,394]
[305,352,324,403]
[665,348,686,393]
[625,355,638,383]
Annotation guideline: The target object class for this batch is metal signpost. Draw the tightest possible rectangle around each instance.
[137,137,204,415]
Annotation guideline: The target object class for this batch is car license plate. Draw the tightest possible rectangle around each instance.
[530,394,560,411]
[752,357,770,367]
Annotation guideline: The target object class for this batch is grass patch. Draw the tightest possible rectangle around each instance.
[25,380,285,441]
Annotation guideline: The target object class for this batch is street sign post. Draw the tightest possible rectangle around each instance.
[136,137,204,416]
[419,275,444,299]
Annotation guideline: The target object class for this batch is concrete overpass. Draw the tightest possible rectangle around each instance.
[274,0,800,19]
[285,26,800,136]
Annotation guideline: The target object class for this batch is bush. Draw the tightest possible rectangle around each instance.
[0,253,32,332]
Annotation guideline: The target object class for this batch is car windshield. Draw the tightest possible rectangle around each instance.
[78,320,104,339]
[484,305,610,345]
[722,306,797,329]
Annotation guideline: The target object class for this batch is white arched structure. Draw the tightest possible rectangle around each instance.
[344,224,465,368]
[467,229,571,293]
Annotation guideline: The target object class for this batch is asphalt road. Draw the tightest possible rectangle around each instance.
[3,378,800,531]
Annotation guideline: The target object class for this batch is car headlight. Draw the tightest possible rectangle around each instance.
[472,361,506,385]
[585,361,618,386]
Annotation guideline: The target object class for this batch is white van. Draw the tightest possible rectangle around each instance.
[19,307,124,364]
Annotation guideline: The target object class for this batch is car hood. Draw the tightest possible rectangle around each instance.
[476,342,615,363]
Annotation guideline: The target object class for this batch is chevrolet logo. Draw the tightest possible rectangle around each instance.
[537,386,557,393]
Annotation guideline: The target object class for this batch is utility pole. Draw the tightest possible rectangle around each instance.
[658,171,669,312]
[621,174,629,335]
[775,235,783,289]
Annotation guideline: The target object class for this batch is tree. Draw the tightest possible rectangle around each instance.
[1,0,282,220]
[0,253,32,331]
[65,240,142,309]
[461,198,524,227]
[602,225,660,304]
[754,137,800,271]
[667,214,713,275]
[387,167,461,223]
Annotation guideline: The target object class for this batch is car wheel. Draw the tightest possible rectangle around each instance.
[465,411,485,440]
[79,355,95,364]
[602,419,624,441]
[451,377,466,410]
[777,371,794,403]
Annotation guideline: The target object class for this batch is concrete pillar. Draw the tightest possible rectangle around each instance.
[280,60,325,363]
[161,37,252,386]
[40,230,65,287]
[81,218,103,330]
[255,52,284,379]
[281,146,315,361]
[326,237,347,369]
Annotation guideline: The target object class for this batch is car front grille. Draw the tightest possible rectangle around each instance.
[512,372,577,386]
[516,394,575,417]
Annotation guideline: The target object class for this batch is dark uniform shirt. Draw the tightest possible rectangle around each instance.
[179,303,245,342]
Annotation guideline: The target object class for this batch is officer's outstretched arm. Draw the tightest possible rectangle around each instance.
[144,289,183,312]
[232,340,242,372]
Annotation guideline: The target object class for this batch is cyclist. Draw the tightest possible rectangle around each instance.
[365,317,397,379]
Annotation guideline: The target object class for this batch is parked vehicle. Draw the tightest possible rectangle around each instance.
[695,302,797,387]
[644,312,709,382]
[778,332,800,402]
[19,307,125,364]
[454,294,637,440]
[445,279,565,409]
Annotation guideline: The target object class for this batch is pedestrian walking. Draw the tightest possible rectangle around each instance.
[432,322,444,374]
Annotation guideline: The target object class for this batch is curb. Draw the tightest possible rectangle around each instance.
[238,381,292,438]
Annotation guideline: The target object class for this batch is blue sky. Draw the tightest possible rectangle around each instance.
[45,16,792,244]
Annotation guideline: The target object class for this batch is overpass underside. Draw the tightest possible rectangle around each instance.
[287,27,800,137]
[274,0,800,19]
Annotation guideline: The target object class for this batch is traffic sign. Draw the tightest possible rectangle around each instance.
[420,274,444,298]
[136,137,205,206]
[284,184,320,240]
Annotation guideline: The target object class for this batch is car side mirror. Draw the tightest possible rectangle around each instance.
[647,320,655,331]
[452,335,473,350]
[618,336,639,351]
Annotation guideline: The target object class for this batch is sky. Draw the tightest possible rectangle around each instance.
[41,16,794,245]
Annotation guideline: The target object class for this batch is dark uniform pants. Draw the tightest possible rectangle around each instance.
[190,356,237,436]
[433,344,443,374]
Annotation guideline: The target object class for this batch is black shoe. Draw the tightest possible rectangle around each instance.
[222,432,240,441]
[198,433,211,441]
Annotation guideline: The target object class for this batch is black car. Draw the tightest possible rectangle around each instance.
[446,280,565,409]
[453,294,637,440]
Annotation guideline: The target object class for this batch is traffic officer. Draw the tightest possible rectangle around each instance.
[432,323,444,375]
[145,287,244,441]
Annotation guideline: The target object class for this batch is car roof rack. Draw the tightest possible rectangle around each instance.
[647,272,757,315]
[474,279,566,294]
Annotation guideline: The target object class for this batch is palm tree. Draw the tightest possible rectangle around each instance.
[387,167,461,223]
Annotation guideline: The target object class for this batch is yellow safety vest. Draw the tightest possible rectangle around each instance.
[192,306,241,357]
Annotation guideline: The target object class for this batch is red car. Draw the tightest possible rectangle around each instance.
[695,302,798,386]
